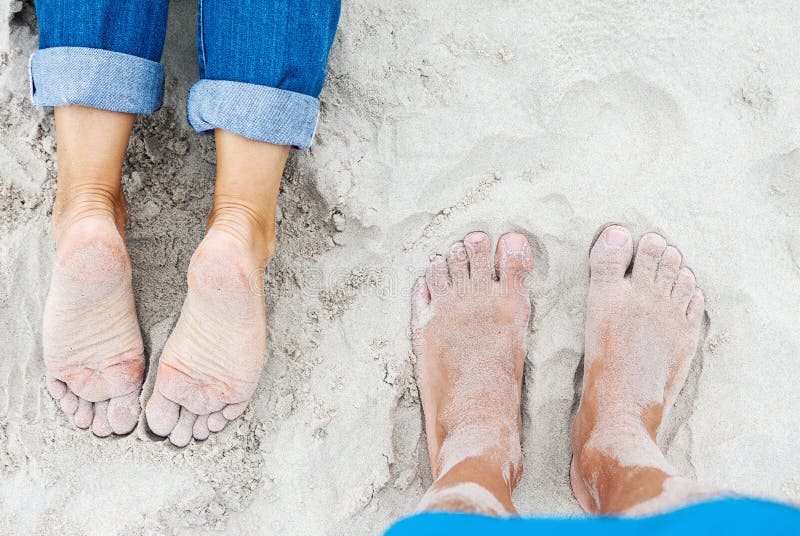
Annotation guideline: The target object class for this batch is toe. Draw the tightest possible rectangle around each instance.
[632,233,667,286]
[687,288,706,326]
[108,391,141,435]
[46,376,67,399]
[410,277,431,330]
[494,232,534,288]
[589,226,633,282]
[193,414,210,441]
[60,390,78,415]
[74,398,93,429]
[91,400,112,437]
[656,246,682,294]
[672,267,697,309]
[145,390,180,437]
[207,411,227,433]
[169,407,196,447]
[447,241,469,289]
[222,402,247,421]
[425,255,449,300]
[463,231,493,283]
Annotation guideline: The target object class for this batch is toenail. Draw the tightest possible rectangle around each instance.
[502,234,527,253]
[604,229,629,247]
[464,232,486,244]
[451,244,467,258]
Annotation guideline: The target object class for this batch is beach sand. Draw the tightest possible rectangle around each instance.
[1,0,799,533]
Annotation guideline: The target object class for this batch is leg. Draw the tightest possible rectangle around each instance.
[205,130,288,265]
[50,106,133,238]
[571,225,713,514]
[410,232,534,515]
[145,0,340,446]
[388,227,800,534]
[33,0,170,436]
[145,133,286,445]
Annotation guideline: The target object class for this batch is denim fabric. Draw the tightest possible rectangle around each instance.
[385,498,800,536]
[30,0,340,149]
[188,80,320,148]
[35,0,170,62]
[30,47,164,114]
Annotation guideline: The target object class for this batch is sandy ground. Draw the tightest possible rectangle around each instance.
[1,0,800,534]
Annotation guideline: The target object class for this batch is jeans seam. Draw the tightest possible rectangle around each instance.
[197,0,207,76]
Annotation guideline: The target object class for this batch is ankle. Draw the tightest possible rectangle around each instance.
[52,181,127,241]
[427,457,517,515]
[572,414,675,513]
[206,197,276,266]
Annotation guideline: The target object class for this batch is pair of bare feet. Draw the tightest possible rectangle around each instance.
[43,193,269,445]
[43,204,705,518]
[411,226,706,515]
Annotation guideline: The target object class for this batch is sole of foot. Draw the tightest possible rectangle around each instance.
[43,215,145,436]
[570,225,705,514]
[145,229,267,447]
[411,231,534,513]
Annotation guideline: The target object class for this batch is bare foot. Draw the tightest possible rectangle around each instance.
[43,214,144,436]
[145,228,267,446]
[571,226,707,514]
[411,231,534,515]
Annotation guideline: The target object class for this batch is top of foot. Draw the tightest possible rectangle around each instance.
[571,226,705,514]
[411,231,534,488]
[43,215,144,437]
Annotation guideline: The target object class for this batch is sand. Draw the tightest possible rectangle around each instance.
[1,0,799,534]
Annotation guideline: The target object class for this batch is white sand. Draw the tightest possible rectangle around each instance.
[1,0,800,533]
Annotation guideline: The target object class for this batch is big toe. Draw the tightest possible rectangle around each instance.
[464,231,493,283]
[145,390,180,437]
[495,233,533,288]
[589,225,633,282]
[108,391,141,434]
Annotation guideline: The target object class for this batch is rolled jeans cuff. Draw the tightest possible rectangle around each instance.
[29,47,164,114]
[187,79,320,150]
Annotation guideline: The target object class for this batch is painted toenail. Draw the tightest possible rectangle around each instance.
[604,229,629,247]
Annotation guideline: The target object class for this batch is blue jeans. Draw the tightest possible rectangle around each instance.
[29,0,341,149]
[385,499,800,536]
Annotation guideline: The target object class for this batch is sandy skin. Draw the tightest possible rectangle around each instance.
[42,106,286,444]
[145,228,269,446]
[411,226,708,516]
[411,231,533,514]
[571,225,708,514]
[43,215,144,436]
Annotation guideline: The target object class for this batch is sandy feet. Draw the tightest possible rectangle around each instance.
[411,231,534,514]
[145,229,267,447]
[43,215,144,436]
[571,226,706,514]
